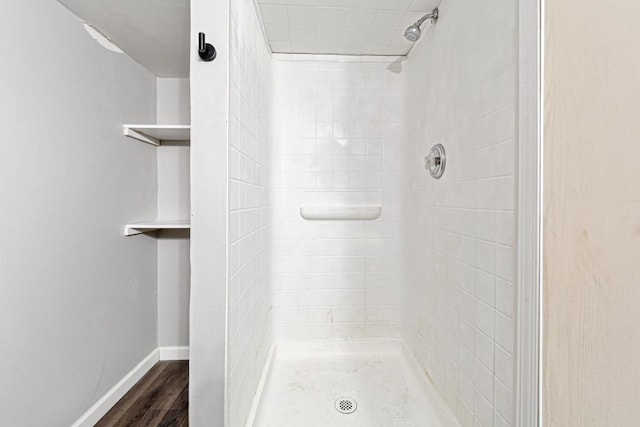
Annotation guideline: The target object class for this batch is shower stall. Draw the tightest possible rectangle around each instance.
[190,0,535,425]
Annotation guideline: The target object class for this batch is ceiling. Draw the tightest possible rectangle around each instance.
[56,0,438,77]
[57,0,190,78]
[257,0,440,56]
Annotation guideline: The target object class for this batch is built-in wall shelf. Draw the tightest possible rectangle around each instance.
[124,220,191,236]
[123,125,190,146]
[300,205,382,221]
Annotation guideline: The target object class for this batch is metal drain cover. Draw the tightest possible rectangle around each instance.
[335,397,357,414]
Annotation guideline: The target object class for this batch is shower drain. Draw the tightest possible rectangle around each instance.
[335,397,357,414]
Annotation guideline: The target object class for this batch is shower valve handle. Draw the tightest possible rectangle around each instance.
[425,144,446,179]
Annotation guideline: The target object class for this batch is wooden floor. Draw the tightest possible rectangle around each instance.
[97,361,188,427]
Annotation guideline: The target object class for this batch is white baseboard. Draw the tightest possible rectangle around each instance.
[159,346,190,360]
[71,346,190,426]
[71,348,160,427]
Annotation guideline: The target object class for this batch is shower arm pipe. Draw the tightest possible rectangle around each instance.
[413,9,439,28]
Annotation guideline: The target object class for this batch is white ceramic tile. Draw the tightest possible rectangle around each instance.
[260,4,289,25]
[476,240,496,275]
[371,10,405,29]
[494,312,514,354]
[495,278,514,318]
[474,358,494,405]
[259,1,435,54]
[475,269,496,307]
[316,8,346,27]
[495,244,515,282]
[344,8,377,28]
[473,391,494,427]
[265,25,290,41]
[408,0,440,11]
[494,345,514,388]
[494,379,514,423]
[270,58,403,341]
[401,2,517,426]
[494,412,511,427]
[227,1,273,425]
[457,399,474,427]
[495,211,515,247]
[288,6,319,26]
[474,329,494,372]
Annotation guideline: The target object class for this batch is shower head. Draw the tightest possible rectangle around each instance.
[404,8,439,42]
[404,24,422,42]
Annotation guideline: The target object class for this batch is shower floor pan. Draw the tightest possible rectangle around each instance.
[249,341,459,427]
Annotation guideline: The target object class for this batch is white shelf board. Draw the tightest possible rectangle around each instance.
[124,219,191,236]
[123,125,190,146]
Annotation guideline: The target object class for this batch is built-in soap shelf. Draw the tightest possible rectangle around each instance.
[124,220,191,236]
[123,124,190,146]
[300,205,382,221]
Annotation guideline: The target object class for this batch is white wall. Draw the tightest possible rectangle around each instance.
[189,0,228,424]
[401,0,517,426]
[0,1,158,425]
[157,78,191,348]
[543,0,640,424]
[227,0,272,425]
[269,56,405,341]
[157,78,191,124]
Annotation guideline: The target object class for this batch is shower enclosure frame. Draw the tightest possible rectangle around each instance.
[516,0,542,425]
[187,0,544,424]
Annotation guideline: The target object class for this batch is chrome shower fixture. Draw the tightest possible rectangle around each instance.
[404,8,439,42]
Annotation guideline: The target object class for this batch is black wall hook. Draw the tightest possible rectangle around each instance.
[198,32,217,62]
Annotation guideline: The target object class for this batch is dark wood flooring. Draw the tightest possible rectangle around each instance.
[96,361,188,427]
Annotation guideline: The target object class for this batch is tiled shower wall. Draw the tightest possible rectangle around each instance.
[269,56,405,342]
[227,0,272,425]
[401,0,517,426]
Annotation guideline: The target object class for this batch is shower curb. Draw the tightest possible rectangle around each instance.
[245,344,277,427]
